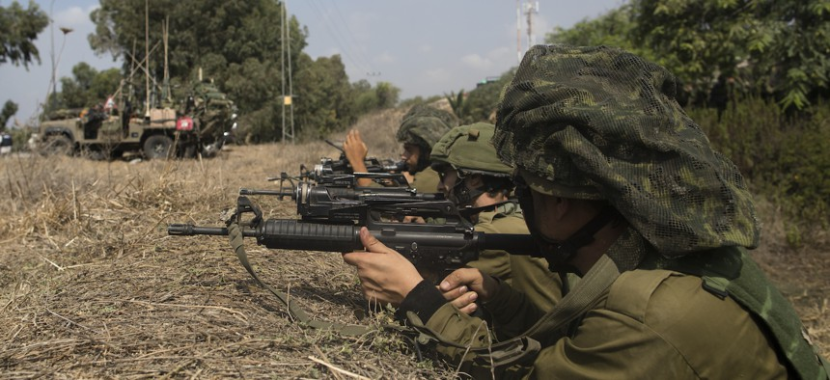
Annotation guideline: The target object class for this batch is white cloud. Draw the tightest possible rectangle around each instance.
[346,11,378,41]
[419,44,432,53]
[461,53,492,71]
[424,68,451,83]
[487,46,511,60]
[529,15,550,46]
[374,52,395,64]
[53,5,98,29]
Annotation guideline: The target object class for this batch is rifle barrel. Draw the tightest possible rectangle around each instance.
[167,223,257,237]
[239,188,295,197]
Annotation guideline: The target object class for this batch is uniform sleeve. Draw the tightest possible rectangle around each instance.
[412,168,441,194]
[466,221,513,280]
[528,308,698,379]
[415,302,698,379]
[404,283,547,378]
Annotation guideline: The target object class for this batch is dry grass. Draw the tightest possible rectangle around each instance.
[0,108,827,379]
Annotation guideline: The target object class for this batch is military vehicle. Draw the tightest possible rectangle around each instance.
[30,80,237,160]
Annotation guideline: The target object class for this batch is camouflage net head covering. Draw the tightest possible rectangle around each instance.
[493,45,759,257]
[430,122,512,177]
[396,104,459,151]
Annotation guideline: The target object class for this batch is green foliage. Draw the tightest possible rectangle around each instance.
[0,1,49,68]
[546,4,658,63]
[398,95,442,109]
[691,97,830,237]
[88,0,390,142]
[549,0,830,111]
[8,125,31,151]
[351,80,401,115]
[630,0,830,110]
[292,54,355,140]
[450,69,515,124]
[445,89,467,121]
[55,62,122,110]
[374,82,400,109]
[1,100,19,130]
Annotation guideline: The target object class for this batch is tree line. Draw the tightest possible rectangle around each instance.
[546,0,830,111]
[0,0,400,142]
[545,0,830,240]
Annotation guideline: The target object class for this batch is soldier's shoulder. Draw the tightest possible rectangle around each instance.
[605,269,753,332]
[477,210,528,235]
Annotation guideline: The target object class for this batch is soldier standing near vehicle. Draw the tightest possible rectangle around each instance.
[343,104,457,191]
[428,122,562,317]
[343,45,830,378]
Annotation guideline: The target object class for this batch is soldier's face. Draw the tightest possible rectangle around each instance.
[437,167,459,198]
[401,144,420,170]
[515,174,570,242]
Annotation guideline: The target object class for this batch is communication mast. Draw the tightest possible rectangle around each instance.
[525,1,539,50]
[516,0,522,62]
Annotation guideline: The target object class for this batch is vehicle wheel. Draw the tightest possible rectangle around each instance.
[143,134,173,160]
[43,135,73,156]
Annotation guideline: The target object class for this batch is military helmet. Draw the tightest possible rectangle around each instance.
[430,122,512,177]
[493,45,759,257]
[396,104,458,151]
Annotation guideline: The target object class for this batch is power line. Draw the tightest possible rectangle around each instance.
[325,0,376,74]
[305,0,374,77]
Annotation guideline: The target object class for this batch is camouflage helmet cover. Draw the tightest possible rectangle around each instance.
[396,104,459,150]
[430,122,512,177]
[493,45,759,256]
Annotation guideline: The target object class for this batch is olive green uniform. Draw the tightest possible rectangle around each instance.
[409,167,441,194]
[466,202,561,314]
[400,233,808,379]
[395,46,828,378]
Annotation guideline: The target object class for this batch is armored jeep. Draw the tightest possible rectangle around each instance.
[30,81,237,160]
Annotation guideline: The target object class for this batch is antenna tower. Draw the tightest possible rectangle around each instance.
[525,1,539,50]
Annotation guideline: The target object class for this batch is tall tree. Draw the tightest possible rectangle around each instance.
[88,0,371,141]
[293,54,356,139]
[0,1,49,68]
[546,4,658,63]
[631,0,830,109]
[57,62,122,109]
[0,100,19,130]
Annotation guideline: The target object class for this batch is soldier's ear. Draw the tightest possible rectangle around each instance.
[466,174,484,188]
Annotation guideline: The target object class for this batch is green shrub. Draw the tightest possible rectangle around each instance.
[691,97,830,243]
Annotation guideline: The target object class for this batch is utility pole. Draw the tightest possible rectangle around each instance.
[525,1,539,50]
[286,0,295,144]
[281,0,295,144]
[47,0,73,113]
[144,0,150,116]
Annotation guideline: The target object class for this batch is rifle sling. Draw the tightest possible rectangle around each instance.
[228,221,620,369]
[227,222,374,336]
[405,254,620,368]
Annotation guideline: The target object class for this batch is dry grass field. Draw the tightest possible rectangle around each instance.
[1,108,827,379]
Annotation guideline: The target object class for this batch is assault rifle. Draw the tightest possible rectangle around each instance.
[168,188,537,280]
[267,139,408,187]
[244,173,447,219]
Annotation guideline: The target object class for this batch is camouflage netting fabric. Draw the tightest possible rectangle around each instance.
[396,104,459,149]
[493,45,759,257]
[431,122,513,177]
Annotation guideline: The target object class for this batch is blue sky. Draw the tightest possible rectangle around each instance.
[0,0,625,125]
